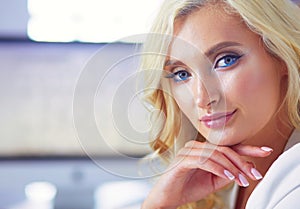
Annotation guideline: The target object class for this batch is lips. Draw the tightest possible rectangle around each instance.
[200,109,237,129]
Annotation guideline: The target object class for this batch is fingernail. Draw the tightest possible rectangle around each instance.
[238,174,249,187]
[261,146,273,152]
[224,170,235,180]
[251,168,263,180]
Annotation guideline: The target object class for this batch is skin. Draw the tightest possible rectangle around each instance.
[142,3,293,209]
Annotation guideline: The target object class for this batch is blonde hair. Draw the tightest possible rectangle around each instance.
[140,0,300,208]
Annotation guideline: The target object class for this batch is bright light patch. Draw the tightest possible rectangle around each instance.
[94,181,151,209]
[25,181,57,202]
[27,0,163,43]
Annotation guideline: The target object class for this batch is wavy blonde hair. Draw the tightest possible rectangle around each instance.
[140,0,300,208]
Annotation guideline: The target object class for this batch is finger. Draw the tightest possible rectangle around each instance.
[185,141,273,157]
[216,146,263,182]
[167,155,236,200]
[178,147,250,187]
[231,144,273,157]
[183,141,263,182]
[174,154,233,183]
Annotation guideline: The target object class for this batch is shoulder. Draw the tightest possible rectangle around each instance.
[246,143,300,209]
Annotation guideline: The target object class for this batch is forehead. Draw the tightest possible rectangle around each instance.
[168,4,256,63]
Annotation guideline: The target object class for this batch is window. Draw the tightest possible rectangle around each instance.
[27,0,164,43]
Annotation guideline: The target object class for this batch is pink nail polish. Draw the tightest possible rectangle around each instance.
[251,168,263,180]
[261,146,273,152]
[224,170,235,180]
[238,174,249,187]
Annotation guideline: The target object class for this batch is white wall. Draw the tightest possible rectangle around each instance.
[0,41,151,157]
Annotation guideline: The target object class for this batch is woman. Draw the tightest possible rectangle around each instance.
[140,0,300,208]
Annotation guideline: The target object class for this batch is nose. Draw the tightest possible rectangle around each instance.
[194,77,219,110]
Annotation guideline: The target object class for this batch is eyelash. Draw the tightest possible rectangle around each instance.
[165,67,191,83]
[165,53,243,82]
[214,54,242,70]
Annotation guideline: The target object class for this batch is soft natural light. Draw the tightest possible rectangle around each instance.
[27,0,164,43]
[25,181,57,202]
[94,181,151,209]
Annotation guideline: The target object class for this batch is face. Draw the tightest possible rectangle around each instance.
[165,4,286,145]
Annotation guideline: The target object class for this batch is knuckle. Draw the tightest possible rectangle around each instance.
[243,161,254,171]
[216,145,227,153]
[198,155,210,164]
[177,148,185,156]
[246,161,255,168]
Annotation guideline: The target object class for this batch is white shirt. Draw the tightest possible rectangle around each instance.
[246,129,300,209]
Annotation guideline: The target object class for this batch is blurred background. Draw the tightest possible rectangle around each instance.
[0,0,165,208]
[1,1,299,209]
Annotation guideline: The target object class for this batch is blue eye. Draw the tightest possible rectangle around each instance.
[214,54,242,69]
[165,69,191,82]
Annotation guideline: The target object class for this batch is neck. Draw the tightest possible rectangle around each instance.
[235,110,294,209]
[243,111,293,176]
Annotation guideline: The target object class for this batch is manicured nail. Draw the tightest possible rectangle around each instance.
[238,174,249,187]
[251,168,263,180]
[261,146,273,152]
[224,170,235,180]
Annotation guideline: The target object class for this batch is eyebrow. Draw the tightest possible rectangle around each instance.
[164,41,242,68]
[204,41,242,57]
[164,59,185,68]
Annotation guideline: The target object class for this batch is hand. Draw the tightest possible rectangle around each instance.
[141,141,273,209]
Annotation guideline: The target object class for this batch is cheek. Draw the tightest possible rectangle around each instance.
[171,83,197,119]
[224,63,281,119]
[234,70,266,97]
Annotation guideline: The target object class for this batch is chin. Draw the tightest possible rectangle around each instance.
[205,130,240,146]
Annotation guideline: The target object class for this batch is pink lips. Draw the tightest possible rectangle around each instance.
[200,109,237,129]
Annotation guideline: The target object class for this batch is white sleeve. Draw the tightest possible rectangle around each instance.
[274,186,300,209]
[246,143,300,209]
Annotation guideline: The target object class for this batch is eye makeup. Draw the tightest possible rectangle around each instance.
[165,68,192,82]
[163,47,245,83]
[213,53,243,70]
